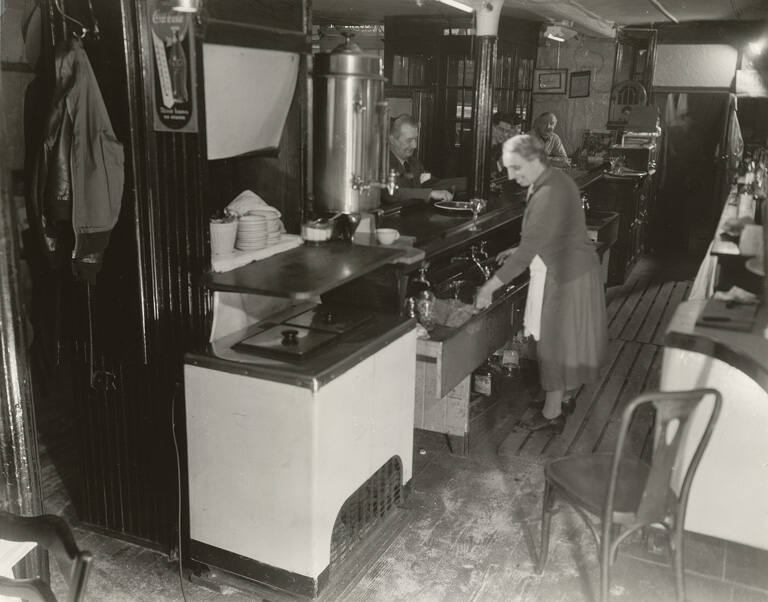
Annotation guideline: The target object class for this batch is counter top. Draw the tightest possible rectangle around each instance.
[203,242,406,299]
[664,300,768,394]
[380,167,605,259]
[186,306,416,391]
[380,196,526,258]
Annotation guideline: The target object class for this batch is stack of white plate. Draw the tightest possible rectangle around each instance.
[236,215,268,251]
[266,216,282,246]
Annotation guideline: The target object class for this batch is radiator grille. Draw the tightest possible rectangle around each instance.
[329,457,403,567]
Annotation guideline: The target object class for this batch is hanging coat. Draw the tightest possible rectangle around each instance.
[32,37,124,282]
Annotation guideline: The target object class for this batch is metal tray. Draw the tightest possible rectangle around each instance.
[433,200,473,214]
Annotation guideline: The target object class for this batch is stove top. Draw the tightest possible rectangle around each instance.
[233,325,338,360]
[283,304,373,334]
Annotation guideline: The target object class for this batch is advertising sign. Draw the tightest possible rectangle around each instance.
[149,0,198,132]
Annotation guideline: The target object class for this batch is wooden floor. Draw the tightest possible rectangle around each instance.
[498,260,693,461]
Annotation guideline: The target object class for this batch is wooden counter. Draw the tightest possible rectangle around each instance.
[381,166,605,261]
[661,176,768,550]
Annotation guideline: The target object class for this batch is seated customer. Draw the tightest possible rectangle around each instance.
[384,114,453,205]
[490,113,526,201]
[491,112,522,157]
[529,112,570,165]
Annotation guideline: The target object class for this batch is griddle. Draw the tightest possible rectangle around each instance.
[283,305,373,334]
[233,324,338,360]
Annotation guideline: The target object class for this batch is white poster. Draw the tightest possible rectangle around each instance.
[203,45,299,160]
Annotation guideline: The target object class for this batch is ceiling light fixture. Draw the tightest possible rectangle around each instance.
[170,0,201,13]
[436,0,474,13]
[543,21,577,43]
[748,40,766,55]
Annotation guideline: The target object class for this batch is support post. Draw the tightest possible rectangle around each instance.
[0,171,47,578]
[469,0,503,199]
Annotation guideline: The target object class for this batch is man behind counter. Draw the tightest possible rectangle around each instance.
[384,114,454,205]
[529,112,570,165]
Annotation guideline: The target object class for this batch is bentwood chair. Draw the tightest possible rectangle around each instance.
[536,389,722,602]
[0,511,93,602]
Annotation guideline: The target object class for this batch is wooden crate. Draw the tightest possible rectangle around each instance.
[414,359,471,439]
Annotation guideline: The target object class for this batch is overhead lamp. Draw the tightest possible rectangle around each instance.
[748,39,766,55]
[170,0,201,12]
[436,0,474,13]
[543,21,578,43]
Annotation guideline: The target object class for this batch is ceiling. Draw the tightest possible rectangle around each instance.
[312,0,768,38]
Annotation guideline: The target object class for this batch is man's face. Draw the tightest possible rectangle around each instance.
[492,121,515,146]
[503,150,539,187]
[390,124,419,160]
[535,116,557,139]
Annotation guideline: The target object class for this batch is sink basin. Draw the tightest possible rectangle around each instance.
[435,277,482,304]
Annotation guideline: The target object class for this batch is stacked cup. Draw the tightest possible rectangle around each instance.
[210,216,238,256]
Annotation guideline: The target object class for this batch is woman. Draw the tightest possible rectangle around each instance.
[475,135,607,432]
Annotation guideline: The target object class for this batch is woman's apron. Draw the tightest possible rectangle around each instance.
[523,255,546,341]
[519,183,547,341]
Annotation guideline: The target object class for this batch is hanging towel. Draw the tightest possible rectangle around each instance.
[676,92,689,120]
[523,254,547,341]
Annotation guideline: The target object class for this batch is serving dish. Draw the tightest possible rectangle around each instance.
[433,200,474,214]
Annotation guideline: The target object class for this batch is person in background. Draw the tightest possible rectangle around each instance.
[384,114,453,204]
[529,112,570,164]
[491,112,521,152]
[490,113,526,200]
[475,135,607,432]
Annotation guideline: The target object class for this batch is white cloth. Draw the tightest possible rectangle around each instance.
[226,189,282,219]
[210,234,302,273]
[689,241,717,301]
[523,254,547,341]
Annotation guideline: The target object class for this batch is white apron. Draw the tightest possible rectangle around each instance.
[523,254,547,341]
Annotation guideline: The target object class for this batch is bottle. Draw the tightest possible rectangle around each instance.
[168,28,188,104]
[473,361,493,396]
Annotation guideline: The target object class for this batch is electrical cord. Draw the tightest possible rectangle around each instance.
[171,383,189,602]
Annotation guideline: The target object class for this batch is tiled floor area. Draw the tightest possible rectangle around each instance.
[37,251,768,601]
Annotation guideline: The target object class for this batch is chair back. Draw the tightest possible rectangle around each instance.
[0,511,92,602]
[605,389,722,527]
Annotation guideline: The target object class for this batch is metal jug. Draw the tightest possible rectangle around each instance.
[312,34,394,214]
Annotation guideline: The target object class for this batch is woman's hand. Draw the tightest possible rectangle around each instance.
[474,275,504,310]
[495,246,518,265]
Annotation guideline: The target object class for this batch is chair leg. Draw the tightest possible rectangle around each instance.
[610,524,623,565]
[600,523,613,602]
[671,515,686,602]
[536,481,555,574]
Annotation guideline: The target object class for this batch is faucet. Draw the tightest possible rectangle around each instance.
[451,244,492,280]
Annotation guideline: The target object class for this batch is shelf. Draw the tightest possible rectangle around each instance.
[204,242,406,300]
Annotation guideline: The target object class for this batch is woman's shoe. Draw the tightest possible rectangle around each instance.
[530,397,575,416]
[521,411,565,433]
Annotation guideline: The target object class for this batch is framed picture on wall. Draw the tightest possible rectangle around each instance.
[569,70,591,98]
[533,68,568,94]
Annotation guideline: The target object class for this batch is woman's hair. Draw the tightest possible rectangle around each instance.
[503,134,548,164]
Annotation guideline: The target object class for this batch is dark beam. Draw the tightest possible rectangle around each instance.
[469,35,496,199]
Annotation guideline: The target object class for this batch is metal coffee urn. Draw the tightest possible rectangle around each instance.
[312,34,395,220]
